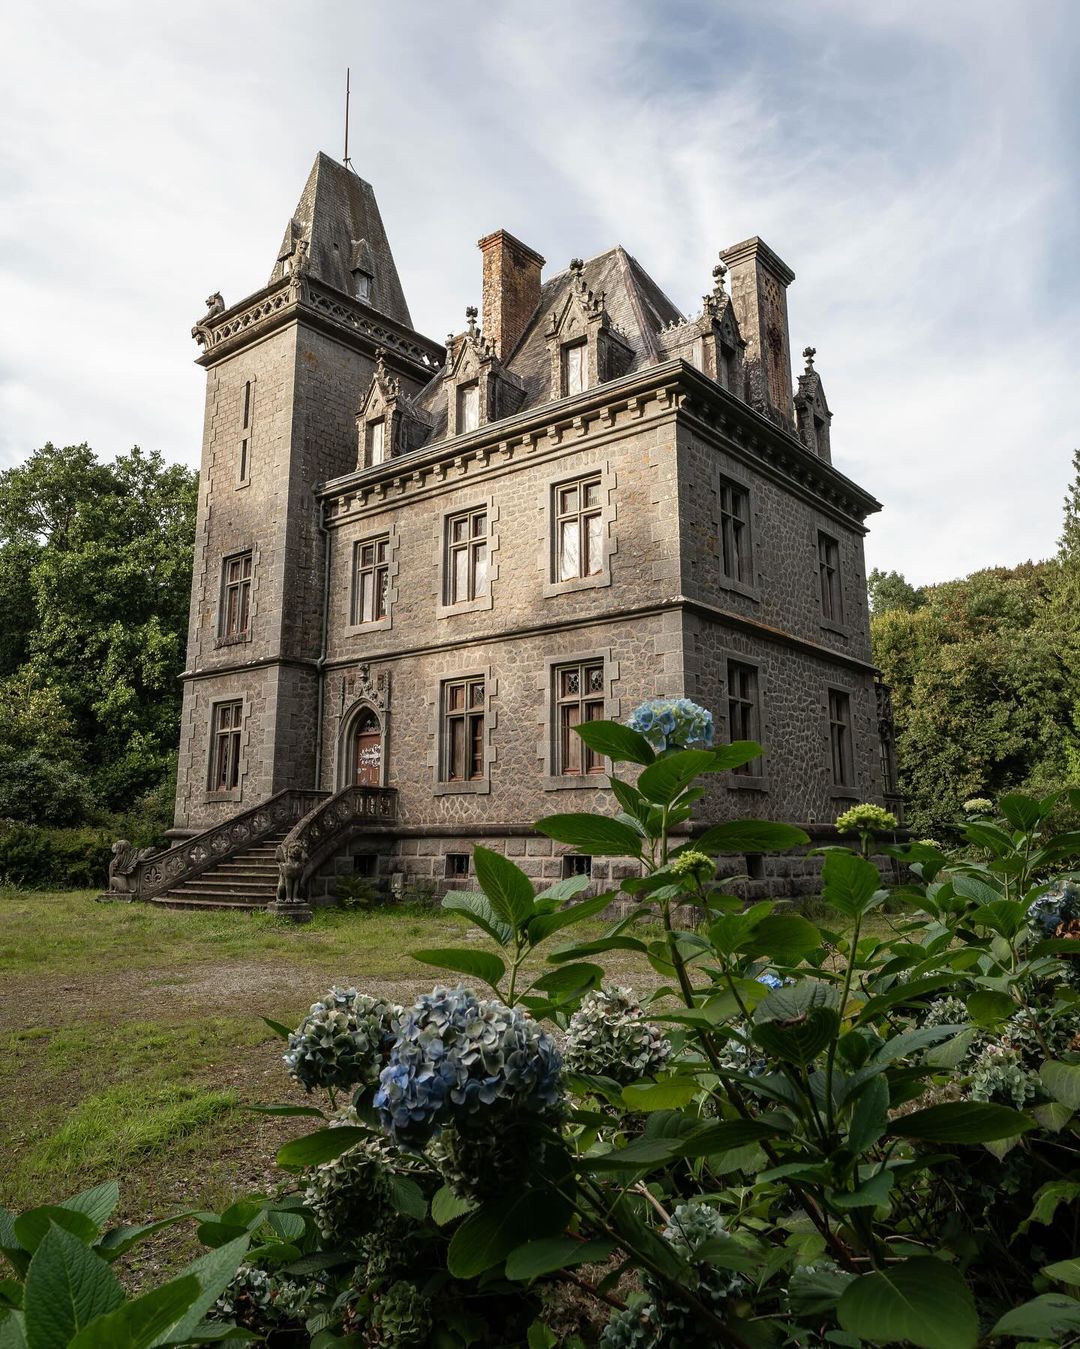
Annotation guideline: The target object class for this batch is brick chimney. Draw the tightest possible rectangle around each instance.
[718,236,796,426]
[478,230,545,359]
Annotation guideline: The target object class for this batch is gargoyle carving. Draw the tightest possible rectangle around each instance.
[191,292,226,347]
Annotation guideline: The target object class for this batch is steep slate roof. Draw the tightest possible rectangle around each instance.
[270,152,412,328]
[412,246,686,437]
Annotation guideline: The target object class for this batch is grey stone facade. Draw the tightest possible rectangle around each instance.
[173,151,895,900]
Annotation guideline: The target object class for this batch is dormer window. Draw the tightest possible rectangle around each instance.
[456,382,479,434]
[353,269,372,302]
[365,418,387,467]
[562,342,588,396]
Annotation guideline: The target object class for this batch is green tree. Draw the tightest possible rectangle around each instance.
[867,566,926,614]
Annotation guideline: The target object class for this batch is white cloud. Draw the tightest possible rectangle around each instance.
[1,0,1076,585]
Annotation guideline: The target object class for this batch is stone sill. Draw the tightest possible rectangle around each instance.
[433,780,490,796]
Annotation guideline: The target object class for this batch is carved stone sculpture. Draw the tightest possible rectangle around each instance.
[275,839,308,904]
[101,838,158,900]
[191,292,226,346]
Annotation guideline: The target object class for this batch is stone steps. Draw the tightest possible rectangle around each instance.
[153,830,289,912]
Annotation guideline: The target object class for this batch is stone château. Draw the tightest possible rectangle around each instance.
[129,152,899,912]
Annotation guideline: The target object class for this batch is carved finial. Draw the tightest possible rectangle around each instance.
[465,305,479,338]
[712,260,727,294]
[569,258,585,289]
[375,346,388,379]
[803,346,816,372]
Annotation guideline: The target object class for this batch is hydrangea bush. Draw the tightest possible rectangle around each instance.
[284,987,401,1097]
[185,712,1080,1348]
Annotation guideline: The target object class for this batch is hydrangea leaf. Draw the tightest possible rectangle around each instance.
[693,820,809,854]
[837,1258,977,1349]
[573,720,655,766]
[965,989,1016,1026]
[58,1183,119,1234]
[441,891,513,947]
[526,892,617,946]
[473,847,535,931]
[431,1186,476,1227]
[22,1225,124,1349]
[535,814,644,857]
[820,849,882,919]
[738,913,821,962]
[991,1293,1080,1339]
[66,1276,200,1349]
[889,1101,1036,1143]
[447,1189,572,1279]
[751,1007,840,1067]
[1040,1060,1080,1111]
[636,750,718,806]
[275,1126,372,1170]
[411,948,506,991]
[621,1077,698,1111]
[13,1207,99,1255]
[505,1237,615,1282]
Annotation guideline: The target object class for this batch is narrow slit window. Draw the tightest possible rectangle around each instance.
[443,677,486,782]
[718,480,752,585]
[828,689,854,788]
[726,660,761,776]
[554,661,605,775]
[562,342,588,396]
[457,382,479,434]
[555,476,603,582]
[352,536,390,624]
[209,701,243,791]
[818,532,843,623]
[366,419,387,467]
[239,381,252,481]
[220,552,253,638]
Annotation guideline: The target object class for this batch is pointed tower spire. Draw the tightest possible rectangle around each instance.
[269,152,413,327]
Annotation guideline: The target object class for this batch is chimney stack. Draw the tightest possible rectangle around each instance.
[478,230,545,360]
[718,237,796,426]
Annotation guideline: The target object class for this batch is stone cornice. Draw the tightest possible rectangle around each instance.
[316,357,882,525]
[192,276,445,374]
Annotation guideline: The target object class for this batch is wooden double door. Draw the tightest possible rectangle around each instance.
[352,710,383,786]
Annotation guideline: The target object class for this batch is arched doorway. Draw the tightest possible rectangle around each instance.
[352,708,383,786]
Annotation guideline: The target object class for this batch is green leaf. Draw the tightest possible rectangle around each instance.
[997,791,1048,832]
[965,989,1016,1027]
[157,1235,250,1344]
[991,1293,1080,1339]
[754,978,840,1024]
[821,849,881,919]
[14,1208,99,1254]
[708,741,763,773]
[526,893,617,946]
[579,1120,776,1171]
[95,1212,200,1262]
[837,1257,977,1349]
[505,1237,615,1282]
[890,1101,1035,1143]
[693,820,809,854]
[473,847,535,932]
[830,1170,894,1210]
[547,935,647,963]
[1040,1060,1080,1111]
[261,1017,292,1039]
[848,1076,889,1154]
[23,1224,124,1349]
[0,1312,26,1349]
[528,963,604,999]
[636,751,717,806]
[692,1237,764,1273]
[447,1189,572,1279]
[441,891,513,946]
[1021,1181,1080,1234]
[412,948,506,989]
[386,1175,427,1222]
[621,1078,699,1112]
[533,874,591,904]
[534,814,643,857]
[752,1008,839,1066]
[431,1186,475,1227]
[1043,1257,1080,1284]
[67,1276,200,1349]
[574,719,655,765]
[951,873,1003,906]
[266,1210,305,1242]
[276,1126,370,1170]
[969,899,1026,937]
[59,1184,119,1234]
[739,913,821,962]
[527,1321,558,1349]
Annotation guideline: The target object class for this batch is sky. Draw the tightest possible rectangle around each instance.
[2,0,1078,586]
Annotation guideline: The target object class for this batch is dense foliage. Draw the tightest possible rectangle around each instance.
[871,450,1080,838]
[127,703,1080,1348]
[0,443,196,868]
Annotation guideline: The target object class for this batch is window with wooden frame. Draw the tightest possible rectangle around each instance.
[456,382,479,434]
[818,532,843,624]
[351,536,390,625]
[239,380,252,483]
[445,508,488,605]
[726,660,761,775]
[555,476,603,582]
[442,677,486,783]
[718,479,752,585]
[220,552,253,639]
[561,342,588,396]
[828,689,854,788]
[209,700,242,792]
[365,418,387,468]
[554,660,605,776]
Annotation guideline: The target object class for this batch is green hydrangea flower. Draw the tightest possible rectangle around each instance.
[369,1280,431,1347]
[564,986,672,1084]
[285,988,401,1094]
[835,803,897,834]
[962,797,994,814]
[670,849,715,883]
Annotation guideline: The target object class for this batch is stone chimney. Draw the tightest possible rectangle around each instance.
[718,236,796,426]
[478,230,545,359]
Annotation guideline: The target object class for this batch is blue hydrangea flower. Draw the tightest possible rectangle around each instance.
[627,699,714,752]
[756,972,784,990]
[374,986,563,1147]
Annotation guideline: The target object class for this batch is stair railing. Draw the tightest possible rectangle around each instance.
[273,784,398,911]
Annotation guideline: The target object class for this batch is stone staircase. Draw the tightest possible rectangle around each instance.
[150,830,289,912]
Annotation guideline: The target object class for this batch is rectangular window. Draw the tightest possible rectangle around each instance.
[351,536,390,624]
[563,854,593,878]
[209,700,243,791]
[445,508,488,604]
[457,382,479,433]
[366,419,387,467]
[562,343,588,396]
[220,552,253,638]
[718,480,752,585]
[445,852,470,878]
[828,689,854,788]
[555,476,603,582]
[443,677,486,782]
[818,532,843,623]
[554,661,606,775]
[726,660,760,775]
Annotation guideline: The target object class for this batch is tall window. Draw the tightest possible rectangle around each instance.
[828,689,854,788]
[353,269,372,301]
[555,661,605,776]
[457,382,479,434]
[239,380,252,482]
[727,660,760,775]
[443,677,485,782]
[555,476,603,581]
[562,342,588,396]
[210,701,243,791]
[365,419,387,467]
[445,508,488,604]
[220,552,253,638]
[718,480,752,585]
[818,532,842,623]
[352,536,389,624]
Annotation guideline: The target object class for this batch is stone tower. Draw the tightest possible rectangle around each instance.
[172,153,442,832]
